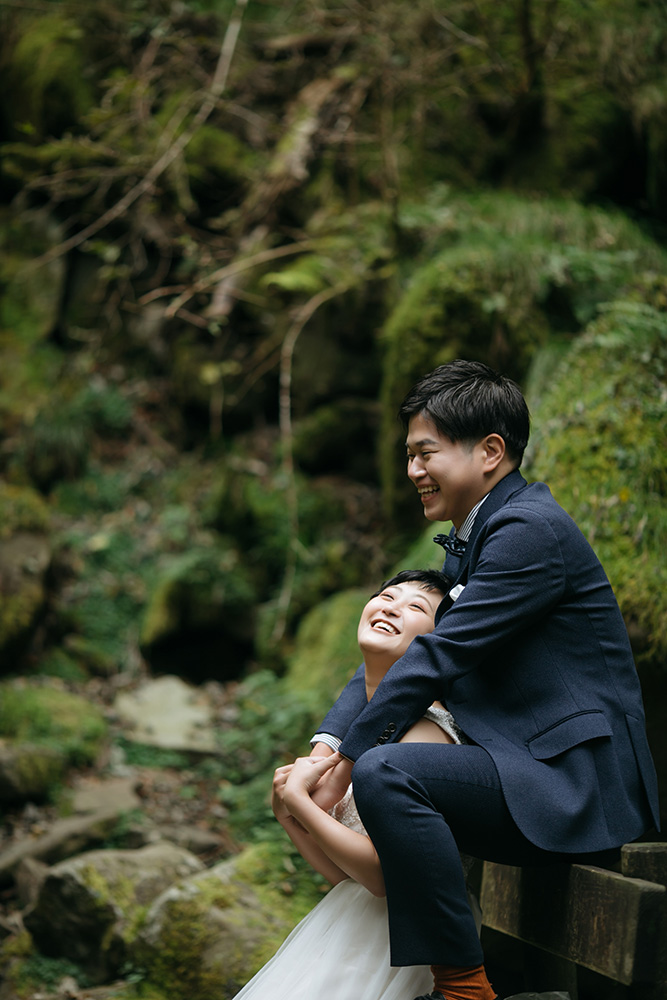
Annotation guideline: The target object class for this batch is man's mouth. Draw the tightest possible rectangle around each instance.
[370,619,399,634]
[418,486,439,496]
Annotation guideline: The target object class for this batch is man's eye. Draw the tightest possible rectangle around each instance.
[410,604,427,613]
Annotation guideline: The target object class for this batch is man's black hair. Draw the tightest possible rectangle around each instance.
[372,568,450,599]
[399,359,530,465]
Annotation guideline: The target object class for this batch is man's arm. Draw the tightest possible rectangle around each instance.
[339,508,566,761]
[311,663,367,747]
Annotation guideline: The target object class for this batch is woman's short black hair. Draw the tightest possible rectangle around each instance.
[399,359,530,465]
[372,568,449,599]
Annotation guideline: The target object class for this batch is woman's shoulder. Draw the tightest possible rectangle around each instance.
[400,704,467,745]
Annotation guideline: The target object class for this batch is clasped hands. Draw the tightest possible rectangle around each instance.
[271,752,354,823]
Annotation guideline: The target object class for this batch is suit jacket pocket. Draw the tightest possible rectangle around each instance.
[526,710,613,760]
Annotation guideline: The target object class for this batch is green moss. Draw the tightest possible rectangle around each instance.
[285,588,368,706]
[0,482,50,539]
[380,193,667,519]
[0,681,108,766]
[185,125,255,186]
[0,575,47,657]
[140,544,257,647]
[525,301,667,666]
[5,13,94,138]
[138,843,322,1000]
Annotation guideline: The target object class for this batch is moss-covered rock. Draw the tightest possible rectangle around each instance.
[284,588,368,709]
[23,842,204,983]
[0,208,67,436]
[0,533,51,667]
[135,841,324,1000]
[380,193,667,520]
[0,680,108,767]
[0,741,66,804]
[524,301,667,667]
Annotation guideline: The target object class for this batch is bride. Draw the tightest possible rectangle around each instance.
[231,569,472,1000]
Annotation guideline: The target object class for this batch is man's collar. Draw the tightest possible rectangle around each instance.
[465,468,527,546]
[457,495,489,542]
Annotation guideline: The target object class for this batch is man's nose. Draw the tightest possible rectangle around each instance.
[408,457,426,479]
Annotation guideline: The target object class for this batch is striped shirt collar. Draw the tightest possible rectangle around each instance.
[456,494,489,543]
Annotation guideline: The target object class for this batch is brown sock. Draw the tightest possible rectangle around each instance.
[430,963,497,1000]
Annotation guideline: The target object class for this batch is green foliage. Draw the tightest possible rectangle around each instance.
[380,191,667,519]
[14,952,93,993]
[3,13,94,139]
[23,384,133,493]
[35,648,88,683]
[214,670,319,840]
[525,301,667,666]
[0,680,108,766]
[116,739,191,770]
[0,481,50,539]
[140,544,257,647]
[23,410,90,493]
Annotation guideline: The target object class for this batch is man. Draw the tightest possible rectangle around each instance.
[310,360,659,1000]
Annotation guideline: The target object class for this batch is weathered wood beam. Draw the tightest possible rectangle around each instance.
[480,860,666,986]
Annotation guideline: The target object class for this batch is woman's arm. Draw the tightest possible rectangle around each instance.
[282,756,386,897]
[272,762,350,886]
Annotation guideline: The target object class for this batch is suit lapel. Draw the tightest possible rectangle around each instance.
[455,469,527,580]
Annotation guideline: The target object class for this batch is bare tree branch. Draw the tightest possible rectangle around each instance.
[28,0,249,269]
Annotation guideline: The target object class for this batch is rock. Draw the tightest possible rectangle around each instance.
[0,741,66,804]
[114,675,219,753]
[14,856,49,909]
[155,823,225,857]
[134,841,321,999]
[23,841,204,982]
[0,776,140,887]
[0,532,51,666]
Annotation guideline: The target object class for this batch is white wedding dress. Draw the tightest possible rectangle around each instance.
[232,707,475,1000]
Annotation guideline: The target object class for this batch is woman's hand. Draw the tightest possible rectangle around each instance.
[309,754,354,811]
[271,762,295,823]
[283,755,338,814]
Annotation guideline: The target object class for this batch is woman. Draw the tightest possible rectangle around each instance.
[232,569,474,1000]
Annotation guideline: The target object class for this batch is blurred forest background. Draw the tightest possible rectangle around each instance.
[0,0,666,996]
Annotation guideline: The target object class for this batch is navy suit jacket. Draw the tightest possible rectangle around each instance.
[318,470,660,853]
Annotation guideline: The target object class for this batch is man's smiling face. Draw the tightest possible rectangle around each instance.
[405,412,487,529]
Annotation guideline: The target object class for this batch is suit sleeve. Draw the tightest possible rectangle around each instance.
[340,508,566,761]
[314,663,368,741]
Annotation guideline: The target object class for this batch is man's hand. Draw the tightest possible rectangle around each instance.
[309,753,354,811]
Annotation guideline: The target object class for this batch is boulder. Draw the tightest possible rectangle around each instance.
[114,674,219,753]
[0,532,51,666]
[134,842,322,1000]
[23,842,204,983]
[0,740,65,804]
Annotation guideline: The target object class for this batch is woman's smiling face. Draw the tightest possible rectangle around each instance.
[357,580,444,663]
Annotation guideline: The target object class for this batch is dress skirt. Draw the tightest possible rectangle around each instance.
[232,878,433,1000]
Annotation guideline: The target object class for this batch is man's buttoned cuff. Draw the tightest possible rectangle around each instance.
[310,732,342,753]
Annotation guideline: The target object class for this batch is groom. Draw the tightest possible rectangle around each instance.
[310,360,659,1000]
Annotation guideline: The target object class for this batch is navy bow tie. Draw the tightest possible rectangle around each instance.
[434,532,467,582]
[433,533,467,556]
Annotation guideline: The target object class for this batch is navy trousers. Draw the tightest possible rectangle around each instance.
[352,742,620,968]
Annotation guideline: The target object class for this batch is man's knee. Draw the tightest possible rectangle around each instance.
[352,744,413,806]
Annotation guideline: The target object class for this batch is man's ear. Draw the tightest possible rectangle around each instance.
[481,433,506,471]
